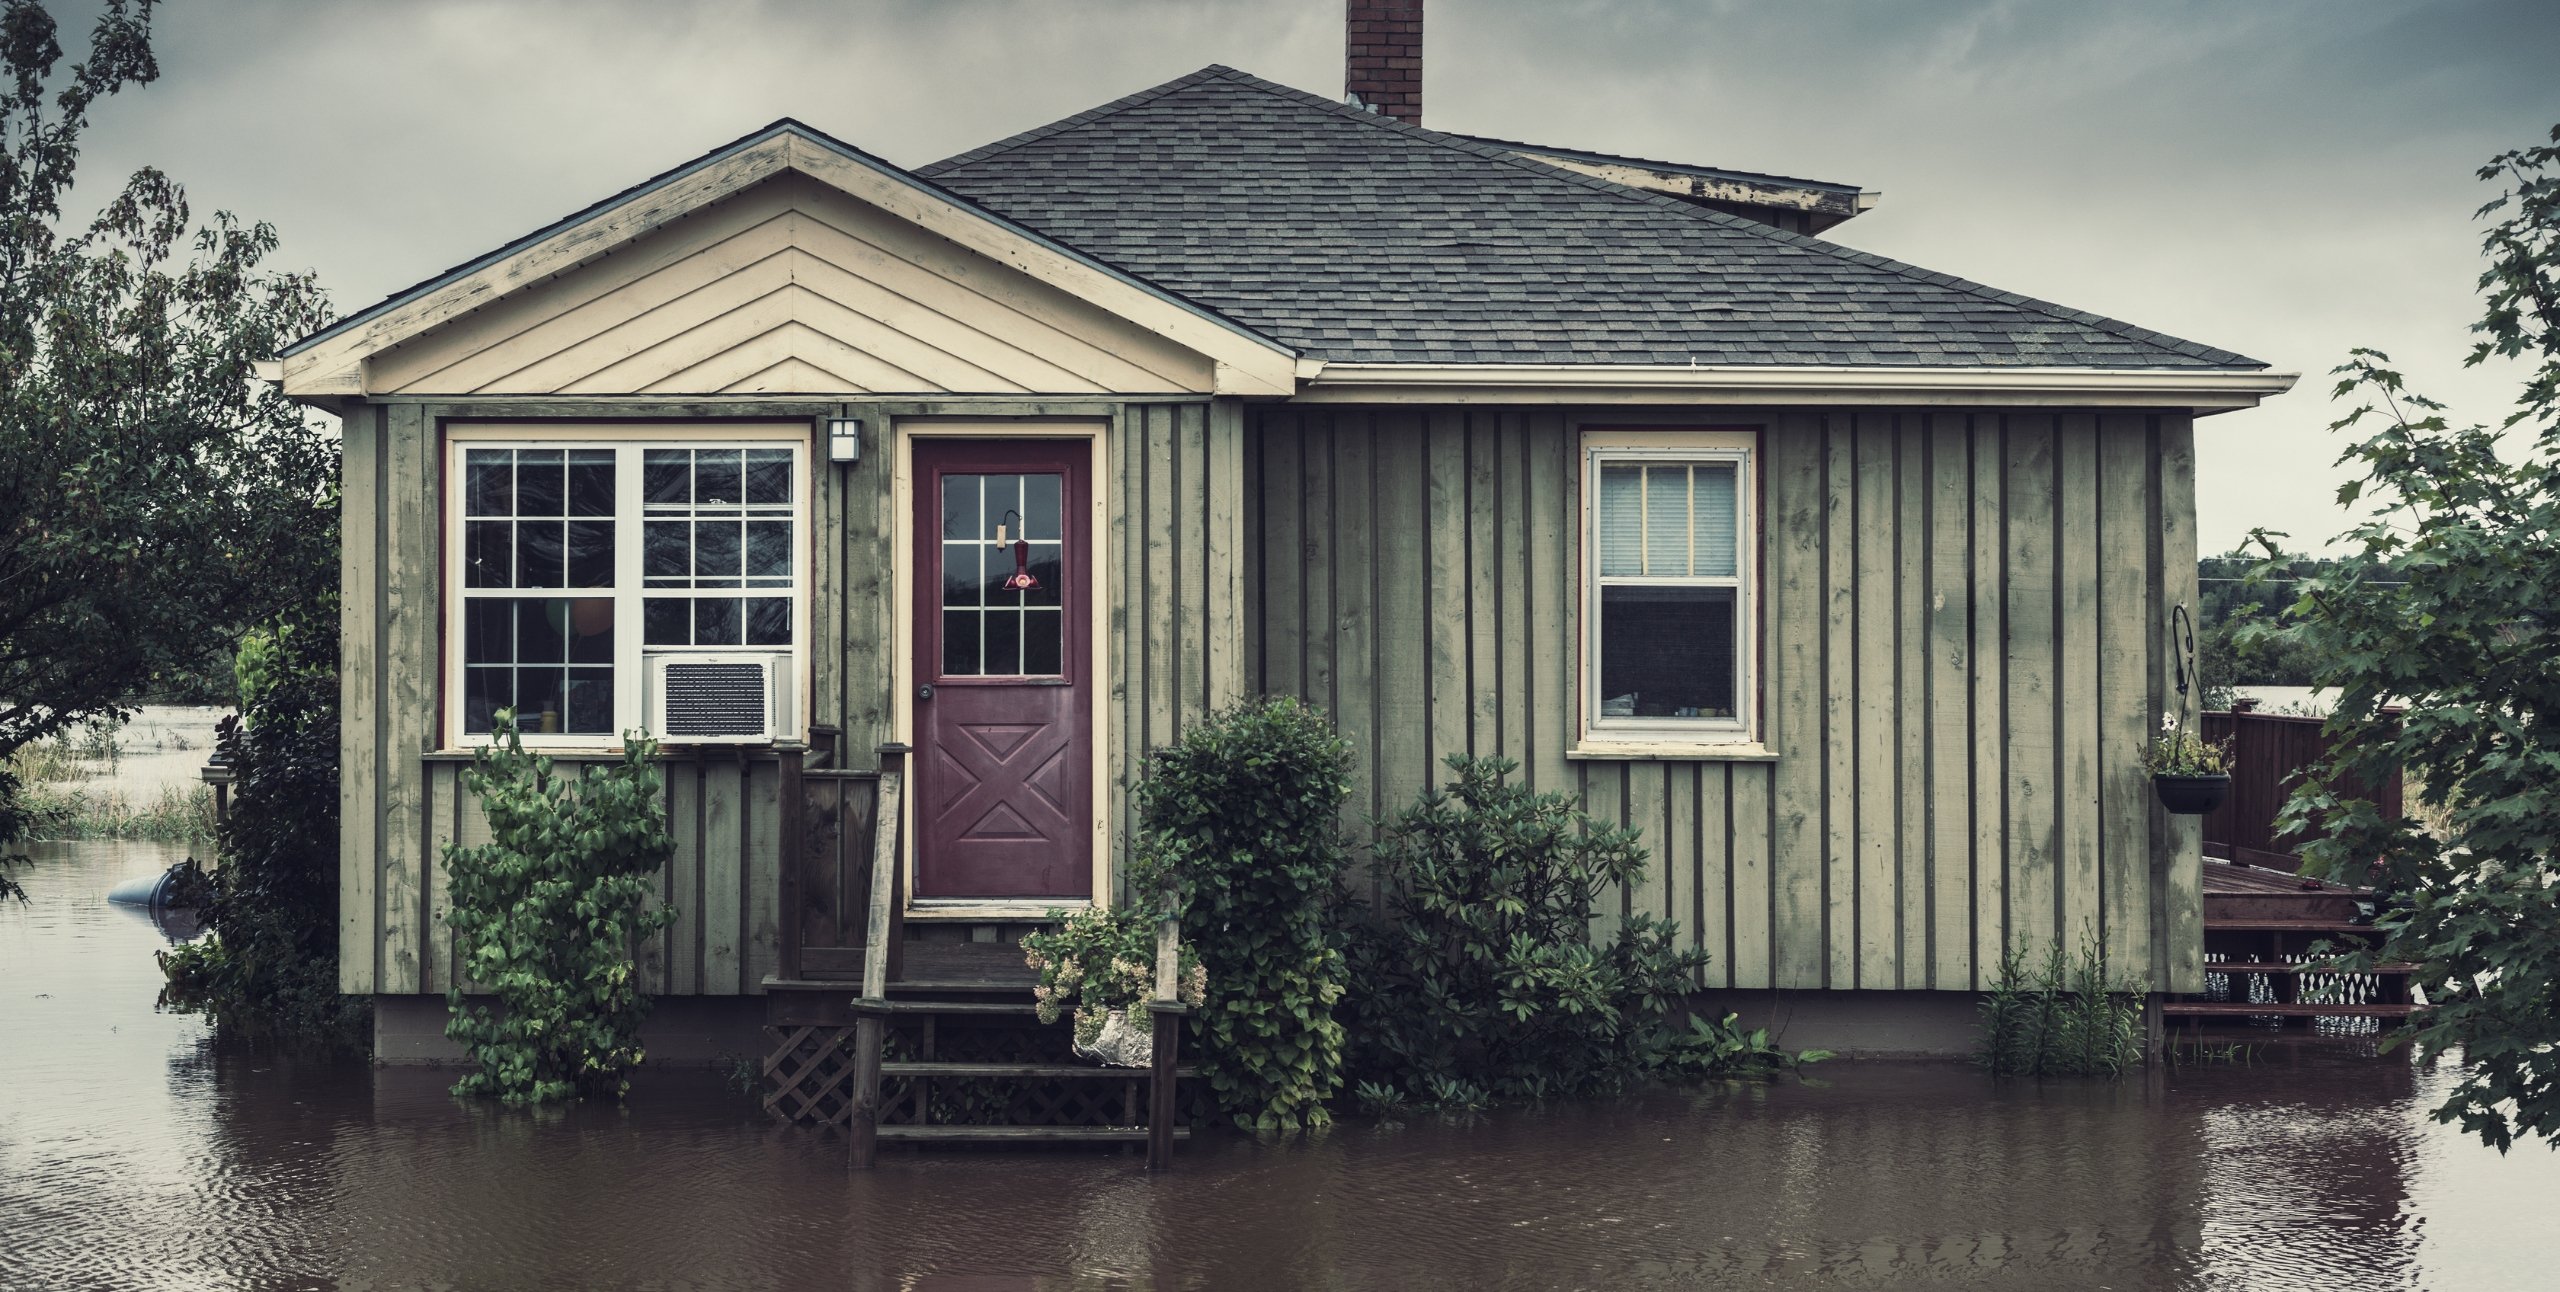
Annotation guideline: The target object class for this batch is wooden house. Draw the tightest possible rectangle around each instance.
[280,39,2291,1070]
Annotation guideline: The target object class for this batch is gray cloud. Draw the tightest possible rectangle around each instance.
[61,0,2560,551]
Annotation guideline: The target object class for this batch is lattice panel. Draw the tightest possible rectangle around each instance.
[762,1025,861,1136]
[764,1015,1164,1134]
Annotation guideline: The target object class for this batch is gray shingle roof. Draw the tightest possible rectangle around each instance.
[921,66,2262,370]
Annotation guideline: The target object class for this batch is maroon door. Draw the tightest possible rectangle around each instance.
[912,439,1092,899]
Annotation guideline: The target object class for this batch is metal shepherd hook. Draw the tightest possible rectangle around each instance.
[2170,602,2198,745]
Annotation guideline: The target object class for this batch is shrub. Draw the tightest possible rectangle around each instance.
[1137,696,1353,1133]
[1346,755,1812,1107]
[1976,930,2143,1078]
[1021,904,1205,1048]
[156,606,368,1048]
[443,714,677,1104]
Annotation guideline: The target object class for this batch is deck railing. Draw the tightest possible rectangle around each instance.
[2200,709,2402,872]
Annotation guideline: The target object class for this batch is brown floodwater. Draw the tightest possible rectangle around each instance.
[5,838,2558,1291]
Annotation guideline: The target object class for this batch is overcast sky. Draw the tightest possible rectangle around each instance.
[61,0,2560,552]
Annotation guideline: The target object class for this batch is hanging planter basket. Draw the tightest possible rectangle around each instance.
[2153,772,2231,816]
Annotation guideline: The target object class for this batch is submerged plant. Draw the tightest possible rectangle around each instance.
[443,713,677,1104]
[1345,754,1819,1109]
[1977,929,2143,1078]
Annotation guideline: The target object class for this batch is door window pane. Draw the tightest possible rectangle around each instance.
[1024,473,1061,540]
[984,607,1022,676]
[1022,610,1062,675]
[943,610,980,675]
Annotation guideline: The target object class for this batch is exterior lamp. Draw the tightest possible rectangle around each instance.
[827,416,861,465]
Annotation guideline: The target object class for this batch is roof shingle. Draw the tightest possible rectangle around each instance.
[921,66,2263,370]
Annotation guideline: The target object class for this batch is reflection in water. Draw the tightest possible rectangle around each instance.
[6,839,2560,1290]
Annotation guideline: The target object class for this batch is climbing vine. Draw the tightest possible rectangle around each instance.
[443,714,676,1104]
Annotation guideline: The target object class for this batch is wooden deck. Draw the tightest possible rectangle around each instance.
[2176,858,2415,1032]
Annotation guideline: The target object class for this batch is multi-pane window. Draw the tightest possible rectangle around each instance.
[462,448,618,734]
[939,472,1064,677]
[641,448,797,650]
[1584,434,1753,742]
[449,434,804,743]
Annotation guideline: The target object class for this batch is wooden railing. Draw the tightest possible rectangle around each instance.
[2200,709,2402,872]
[847,743,907,1172]
[775,746,883,983]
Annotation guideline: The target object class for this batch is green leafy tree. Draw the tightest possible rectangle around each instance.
[443,716,677,1104]
[0,0,335,856]
[156,598,367,1047]
[2258,123,2560,1151]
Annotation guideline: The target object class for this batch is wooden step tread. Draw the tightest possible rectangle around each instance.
[2164,1001,2424,1018]
[2208,961,2419,975]
[875,1124,1191,1142]
[2202,919,2377,933]
[882,1062,1195,1079]
[856,999,1039,1015]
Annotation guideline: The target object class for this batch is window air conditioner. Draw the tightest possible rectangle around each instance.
[645,653,793,744]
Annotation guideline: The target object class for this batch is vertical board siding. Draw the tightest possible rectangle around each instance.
[1243,406,2191,992]
[350,397,1233,996]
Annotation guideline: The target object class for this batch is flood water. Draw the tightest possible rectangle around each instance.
[6,840,2559,1291]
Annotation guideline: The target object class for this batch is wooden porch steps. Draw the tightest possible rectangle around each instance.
[882,1061,1196,1080]
[2175,859,2418,1033]
[878,1125,1192,1143]
[2164,1001,2425,1020]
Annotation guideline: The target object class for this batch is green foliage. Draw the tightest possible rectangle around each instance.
[2145,726,2232,776]
[155,597,365,1047]
[1137,696,1353,1133]
[443,715,677,1104]
[1976,932,2142,1078]
[0,1,335,840]
[1021,904,1204,1048]
[1346,755,1815,1108]
[2196,547,2338,704]
[2255,122,2560,1151]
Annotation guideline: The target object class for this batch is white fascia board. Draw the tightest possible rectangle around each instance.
[1291,363,2299,411]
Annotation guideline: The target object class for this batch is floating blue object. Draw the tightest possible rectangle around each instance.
[105,864,186,909]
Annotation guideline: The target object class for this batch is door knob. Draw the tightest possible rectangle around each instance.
[917,684,935,701]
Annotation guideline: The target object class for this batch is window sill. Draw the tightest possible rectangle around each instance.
[1567,741,1779,763]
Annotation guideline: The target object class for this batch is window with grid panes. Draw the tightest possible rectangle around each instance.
[1583,432,1754,743]
[448,433,804,743]
[939,471,1064,676]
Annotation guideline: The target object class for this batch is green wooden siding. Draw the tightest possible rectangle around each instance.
[341,397,1233,996]
[1245,406,2203,993]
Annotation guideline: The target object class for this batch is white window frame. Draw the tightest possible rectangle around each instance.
[1578,428,1758,751]
[440,422,811,752]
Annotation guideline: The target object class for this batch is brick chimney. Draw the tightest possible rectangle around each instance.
[1346,1,1422,125]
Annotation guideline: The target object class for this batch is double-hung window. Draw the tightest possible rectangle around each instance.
[446,426,807,747]
[1581,429,1755,748]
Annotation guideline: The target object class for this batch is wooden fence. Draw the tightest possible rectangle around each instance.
[2199,709,2401,872]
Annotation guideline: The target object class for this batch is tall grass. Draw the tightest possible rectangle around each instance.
[4,733,214,843]
[1977,929,2143,1077]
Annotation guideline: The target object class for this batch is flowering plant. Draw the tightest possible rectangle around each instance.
[1021,905,1206,1048]
[2146,716,2232,776]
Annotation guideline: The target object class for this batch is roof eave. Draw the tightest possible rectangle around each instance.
[1290,362,2298,413]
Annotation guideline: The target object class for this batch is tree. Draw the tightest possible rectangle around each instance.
[0,0,335,848]
[2258,123,2560,1151]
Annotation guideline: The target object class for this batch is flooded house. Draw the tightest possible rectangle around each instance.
[274,13,2292,1111]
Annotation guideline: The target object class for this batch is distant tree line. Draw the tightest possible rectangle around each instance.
[2194,548,2342,704]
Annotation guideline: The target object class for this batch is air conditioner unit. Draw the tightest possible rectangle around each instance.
[645,653,794,744]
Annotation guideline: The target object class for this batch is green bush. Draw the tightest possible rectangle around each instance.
[156,604,368,1048]
[443,714,677,1104]
[1346,755,1811,1107]
[1976,931,2143,1078]
[1137,696,1353,1133]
